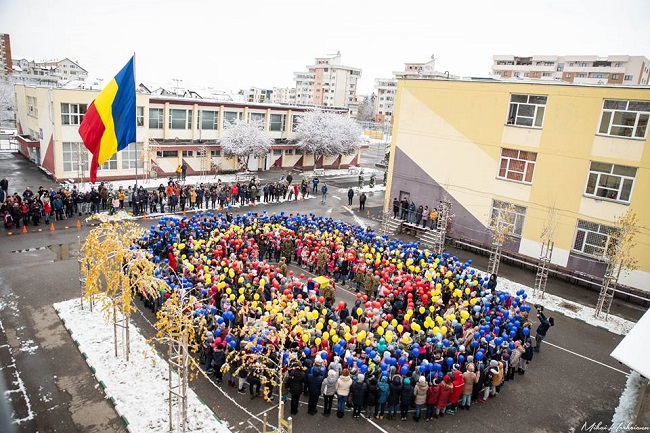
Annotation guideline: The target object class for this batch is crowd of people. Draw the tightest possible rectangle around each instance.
[392,197,440,229]
[1,172,329,229]
[137,210,553,422]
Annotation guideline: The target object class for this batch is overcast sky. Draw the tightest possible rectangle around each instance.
[2,0,649,95]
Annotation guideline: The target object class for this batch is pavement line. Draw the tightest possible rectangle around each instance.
[362,415,391,433]
[542,341,629,376]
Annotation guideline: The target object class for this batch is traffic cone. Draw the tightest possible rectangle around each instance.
[50,223,55,231]
[7,231,12,236]
[22,225,27,234]
[76,220,81,229]
[142,212,147,220]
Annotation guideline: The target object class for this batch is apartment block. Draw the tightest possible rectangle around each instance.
[0,34,12,81]
[386,78,650,293]
[293,52,361,109]
[492,55,650,86]
[271,87,296,105]
[374,56,459,124]
[12,57,88,86]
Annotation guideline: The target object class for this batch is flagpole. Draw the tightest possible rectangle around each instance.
[133,53,138,190]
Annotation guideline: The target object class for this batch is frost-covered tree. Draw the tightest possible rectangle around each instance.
[294,109,362,165]
[220,119,273,171]
[356,94,375,122]
[0,81,15,128]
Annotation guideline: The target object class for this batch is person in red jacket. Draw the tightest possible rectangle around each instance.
[436,375,453,418]
[447,370,465,414]
[425,378,440,421]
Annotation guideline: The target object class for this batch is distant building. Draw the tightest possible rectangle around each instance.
[241,87,273,104]
[293,52,361,110]
[0,33,11,81]
[13,85,359,182]
[12,57,88,86]
[374,56,459,124]
[492,55,650,86]
[272,87,296,105]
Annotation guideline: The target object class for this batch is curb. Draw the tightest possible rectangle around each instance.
[54,307,135,433]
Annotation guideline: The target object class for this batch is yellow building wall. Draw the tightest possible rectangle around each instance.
[387,79,650,292]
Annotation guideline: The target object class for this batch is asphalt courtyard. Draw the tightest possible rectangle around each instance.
[0,152,641,432]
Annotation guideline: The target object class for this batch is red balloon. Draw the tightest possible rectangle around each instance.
[319,296,325,304]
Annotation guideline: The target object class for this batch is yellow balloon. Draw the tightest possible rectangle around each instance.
[441,326,448,335]
[323,331,330,340]
[276,314,283,322]
[254,293,260,300]
[344,333,352,341]
[419,306,425,314]
[397,324,404,333]
[226,288,232,294]
[391,319,398,327]
[382,321,389,328]
[385,332,393,343]
[302,334,309,343]
[315,337,322,346]
[316,322,324,330]
[377,327,384,335]
[331,334,340,343]
[357,307,363,316]
[412,323,421,333]
[365,339,372,346]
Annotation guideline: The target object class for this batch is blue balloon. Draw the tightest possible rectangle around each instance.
[475,352,484,361]
[523,328,530,336]
[446,357,453,366]
[401,365,410,375]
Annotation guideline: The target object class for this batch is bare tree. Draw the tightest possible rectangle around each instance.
[535,204,559,297]
[595,209,640,319]
[356,94,375,122]
[0,81,15,128]
[487,201,518,275]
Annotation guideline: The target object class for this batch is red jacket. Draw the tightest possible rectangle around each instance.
[426,383,440,405]
[449,371,465,404]
[437,381,453,409]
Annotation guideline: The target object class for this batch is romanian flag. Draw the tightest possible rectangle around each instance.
[79,57,135,183]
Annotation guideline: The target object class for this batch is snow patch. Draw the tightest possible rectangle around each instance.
[19,340,38,354]
[54,298,231,433]
[610,370,649,431]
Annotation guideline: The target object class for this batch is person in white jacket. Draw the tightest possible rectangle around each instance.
[335,368,353,418]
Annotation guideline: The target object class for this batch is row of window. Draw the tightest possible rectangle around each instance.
[57,103,303,133]
[154,148,301,158]
[497,147,637,204]
[62,142,143,171]
[507,95,649,140]
[491,199,616,258]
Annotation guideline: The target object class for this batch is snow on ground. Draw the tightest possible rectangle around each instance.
[473,270,636,335]
[54,298,231,433]
[610,370,649,430]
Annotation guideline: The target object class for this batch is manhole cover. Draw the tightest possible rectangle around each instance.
[558,301,580,312]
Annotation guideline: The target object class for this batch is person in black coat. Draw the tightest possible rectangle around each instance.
[347,188,354,206]
[534,307,554,352]
[285,365,307,415]
[399,377,414,421]
[306,368,325,415]
[387,376,402,420]
[487,273,498,292]
[351,374,367,419]
[365,377,379,417]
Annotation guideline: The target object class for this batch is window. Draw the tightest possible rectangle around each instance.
[585,161,637,203]
[498,148,537,183]
[576,73,587,78]
[273,149,282,155]
[270,114,286,131]
[169,109,192,129]
[507,94,547,127]
[284,149,293,155]
[249,112,266,128]
[223,111,241,125]
[612,74,620,80]
[121,143,144,169]
[156,150,178,158]
[199,110,218,130]
[97,154,117,170]
[27,96,38,118]
[292,115,302,131]
[598,100,649,139]
[542,72,552,77]
[149,108,163,129]
[490,200,526,237]
[572,220,617,257]
[624,75,633,81]
[62,142,88,172]
[182,150,194,157]
[136,106,144,127]
[211,150,221,157]
[61,103,87,125]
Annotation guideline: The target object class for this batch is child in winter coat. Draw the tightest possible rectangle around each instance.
[350,374,367,418]
[375,376,390,419]
[321,369,338,416]
[436,375,453,417]
[335,369,353,418]
[447,370,465,414]
[425,379,440,421]
[460,363,479,410]
[413,376,429,421]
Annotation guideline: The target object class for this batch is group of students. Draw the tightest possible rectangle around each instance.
[136,209,553,424]
[392,197,439,229]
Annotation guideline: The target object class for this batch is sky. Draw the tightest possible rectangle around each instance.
[1,0,649,95]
